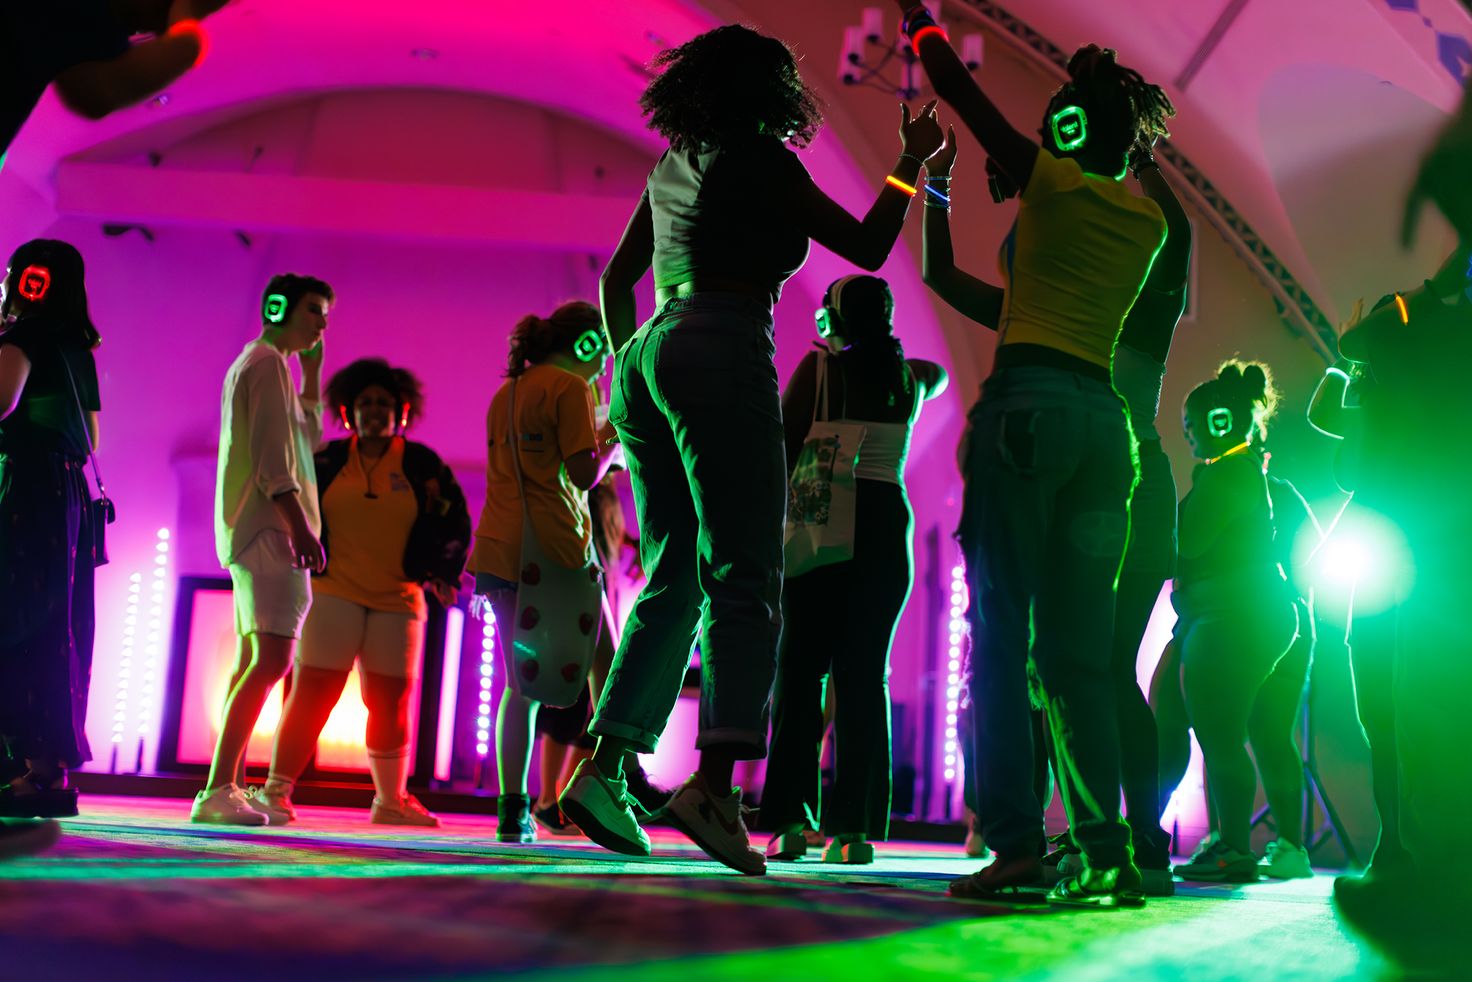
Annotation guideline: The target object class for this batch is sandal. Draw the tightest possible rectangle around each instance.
[949,854,1047,903]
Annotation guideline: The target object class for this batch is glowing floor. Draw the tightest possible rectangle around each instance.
[2,797,1395,981]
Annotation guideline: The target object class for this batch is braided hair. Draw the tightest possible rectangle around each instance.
[1185,359,1280,445]
[828,275,911,407]
[640,25,824,151]
[506,301,604,378]
[1045,45,1175,161]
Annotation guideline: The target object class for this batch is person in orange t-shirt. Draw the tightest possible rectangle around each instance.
[471,302,619,843]
[250,359,470,828]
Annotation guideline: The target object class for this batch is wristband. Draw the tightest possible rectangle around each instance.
[885,174,919,197]
[167,19,210,69]
[910,25,949,55]
[1128,146,1157,179]
[924,183,951,206]
[902,5,939,35]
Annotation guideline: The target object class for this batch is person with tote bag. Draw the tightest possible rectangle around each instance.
[761,275,947,865]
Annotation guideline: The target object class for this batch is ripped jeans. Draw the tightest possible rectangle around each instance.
[958,366,1137,869]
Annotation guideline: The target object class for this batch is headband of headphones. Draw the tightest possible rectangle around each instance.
[17,265,51,302]
[815,275,864,339]
[263,293,289,324]
[1050,104,1089,153]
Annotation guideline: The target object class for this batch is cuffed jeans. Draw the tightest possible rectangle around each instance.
[591,294,784,759]
[958,366,1136,869]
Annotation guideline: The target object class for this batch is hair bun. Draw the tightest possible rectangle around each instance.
[1066,45,1118,83]
[1239,363,1268,402]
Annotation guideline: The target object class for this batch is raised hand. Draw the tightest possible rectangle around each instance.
[929,125,958,176]
[900,99,945,161]
[1404,102,1472,246]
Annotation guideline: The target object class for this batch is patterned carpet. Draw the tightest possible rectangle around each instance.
[0,798,1399,981]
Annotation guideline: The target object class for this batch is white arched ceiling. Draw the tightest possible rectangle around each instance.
[1260,63,1454,314]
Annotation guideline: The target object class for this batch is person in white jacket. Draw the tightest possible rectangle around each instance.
[192,274,331,825]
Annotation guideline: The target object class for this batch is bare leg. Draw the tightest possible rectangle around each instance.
[536,735,571,810]
[268,665,351,785]
[206,633,294,793]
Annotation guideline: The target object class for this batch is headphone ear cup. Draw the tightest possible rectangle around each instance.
[399,407,411,431]
[340,406,351,430]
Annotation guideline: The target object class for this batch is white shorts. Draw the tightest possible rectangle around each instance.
[228,529,312,639]
[298,593,425,679]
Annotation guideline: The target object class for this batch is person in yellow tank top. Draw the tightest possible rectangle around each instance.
[249,359,471,828]
[902,0,1182,908]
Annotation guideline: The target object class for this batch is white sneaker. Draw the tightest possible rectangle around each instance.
[191,785,268,826]
[246,784,296,825]
[559,760,651,857]
[1261,838,1314,879]
[371,794,441,828]
[664,774,766,876]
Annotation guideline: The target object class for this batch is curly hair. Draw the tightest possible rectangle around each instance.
[640,25,824,151]
[1045,45,1175,160]
[325,357,425,432]
[3,239,101,349]
[1185,359,1280,444]
[506,301,604,377]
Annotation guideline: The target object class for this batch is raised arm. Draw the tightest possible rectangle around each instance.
[600,191,654,353]
[1307,364,1355,439]
[1131,146,1192,292]
[920,126,1004,329]
[53,5,217,121]
[896,2,1039,192]
[790,102,945,271]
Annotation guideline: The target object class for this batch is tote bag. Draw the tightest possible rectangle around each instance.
[783,354,865,577]
[505,377,604,708]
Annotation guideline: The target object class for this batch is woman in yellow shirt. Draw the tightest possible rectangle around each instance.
[251,359,470,827]
[902,0,1180,907]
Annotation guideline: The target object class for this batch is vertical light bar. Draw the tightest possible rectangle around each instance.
[113,572,143,755]
[943,558,968,783]
[433,606,465,782]
[476,611,497,758]
[137,528,169,769]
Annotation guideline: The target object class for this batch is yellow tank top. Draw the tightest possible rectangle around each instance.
[996,148,1167,369]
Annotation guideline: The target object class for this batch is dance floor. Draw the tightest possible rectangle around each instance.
[2,797,1395,981]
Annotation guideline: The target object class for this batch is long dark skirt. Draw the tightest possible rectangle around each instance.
[0,450,95,768]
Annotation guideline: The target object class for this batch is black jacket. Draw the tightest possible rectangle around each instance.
[314,438,471,587]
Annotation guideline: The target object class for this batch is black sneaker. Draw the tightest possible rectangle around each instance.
[532,803,580,837]
[623,760,672,820]
[496,793,536,844]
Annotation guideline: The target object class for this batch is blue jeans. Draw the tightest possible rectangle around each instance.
[591,294,785,758]
[958,367,1137,869]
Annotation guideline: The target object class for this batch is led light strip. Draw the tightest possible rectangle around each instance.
[476,614,497,758]
[943,559,968,783]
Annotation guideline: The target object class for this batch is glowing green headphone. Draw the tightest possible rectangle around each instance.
[263,293,289,324]
[573,328,605,363]
[1206,407,1234,438]
[1050,104,1089,152]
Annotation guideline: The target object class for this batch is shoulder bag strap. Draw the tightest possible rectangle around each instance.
[57,351,107,501]
[507,376,533,524]
[812,353,829,425]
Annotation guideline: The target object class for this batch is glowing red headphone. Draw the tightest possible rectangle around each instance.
[17,265,51,302]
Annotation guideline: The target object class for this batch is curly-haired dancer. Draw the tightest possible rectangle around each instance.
[901,0,1176,906]
[250,359,471,828]
[562,24,945,876]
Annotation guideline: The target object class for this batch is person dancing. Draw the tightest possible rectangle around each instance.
[251,358,470,827]
[760,275,948,865]
[901,0,1174,905]
[1169,362,1303,882]
[920,118,1191,893]
[562,24,944,876]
